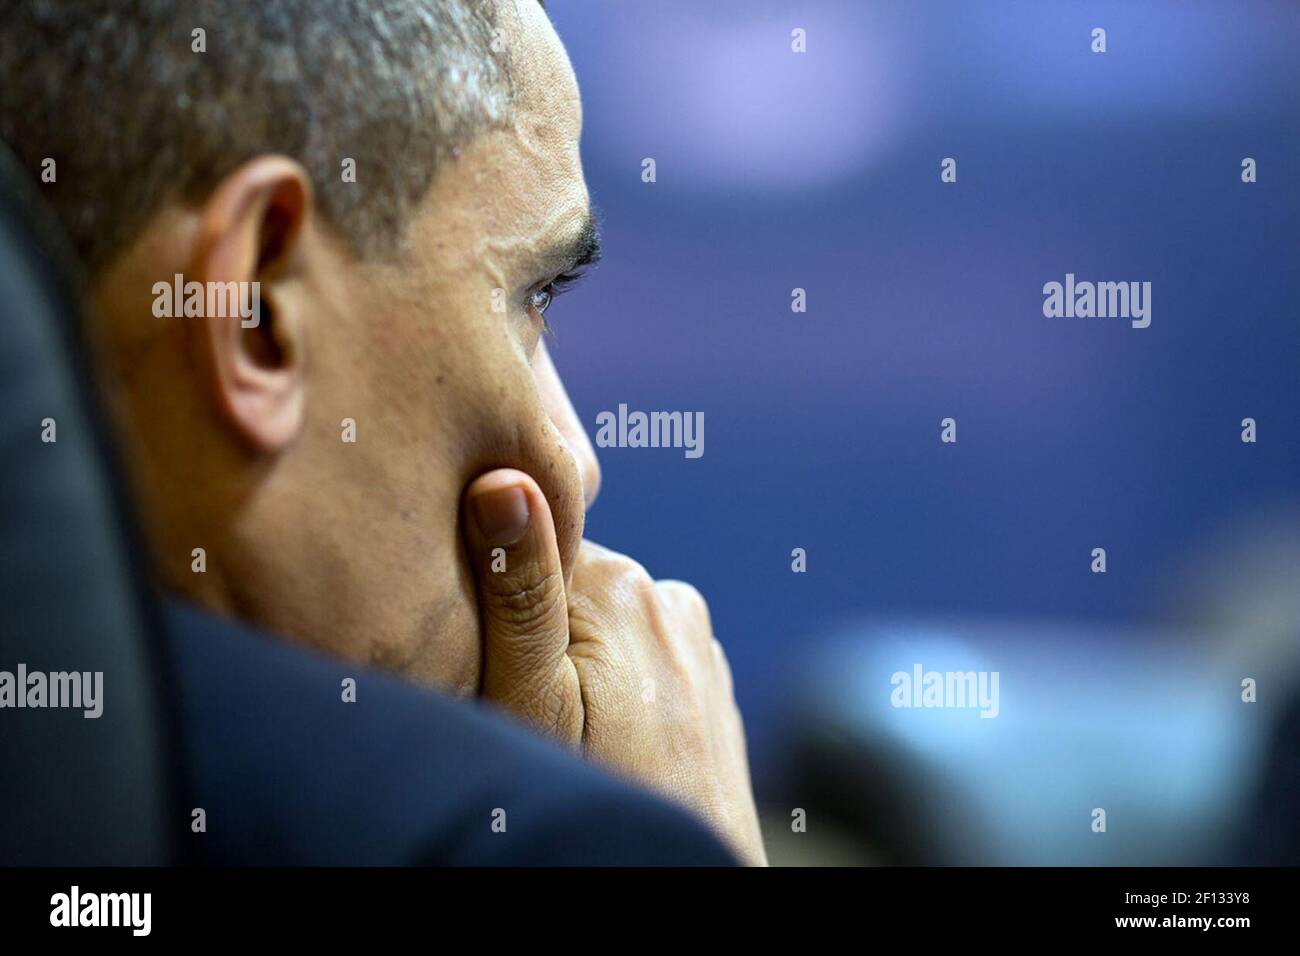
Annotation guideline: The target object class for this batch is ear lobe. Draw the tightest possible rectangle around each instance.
[192,156,312,454]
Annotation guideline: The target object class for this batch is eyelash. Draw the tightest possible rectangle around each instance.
[528,269,588,335]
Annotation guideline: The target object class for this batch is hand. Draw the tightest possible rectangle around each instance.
[462,468,767,865]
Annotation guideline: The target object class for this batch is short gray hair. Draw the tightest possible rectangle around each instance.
[0,0,513,274]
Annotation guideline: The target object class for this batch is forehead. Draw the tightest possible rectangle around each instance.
[499,0,582,133]
[404,0,588,286]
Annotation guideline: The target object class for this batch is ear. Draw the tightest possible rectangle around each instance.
[191,156,312,454]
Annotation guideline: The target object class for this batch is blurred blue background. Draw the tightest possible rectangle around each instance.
[543,0,1300,861]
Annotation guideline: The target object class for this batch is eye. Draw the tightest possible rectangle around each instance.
[526,269,589,336]
[529,287,554,316]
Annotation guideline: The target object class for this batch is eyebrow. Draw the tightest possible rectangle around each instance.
[535,211,602,278]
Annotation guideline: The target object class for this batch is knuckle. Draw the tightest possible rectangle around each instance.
[487,569,565,629]
[713,639,735,685]
[577,540,647,581]
[656,579,713,642]
[582,549,654,600]
[618,559,655,595]
[658,579,707,615]
[575,538,616,568]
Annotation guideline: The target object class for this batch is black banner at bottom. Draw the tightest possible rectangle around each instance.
[0,866,1285,941]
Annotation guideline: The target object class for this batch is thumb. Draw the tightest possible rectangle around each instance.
[462,468,582,740]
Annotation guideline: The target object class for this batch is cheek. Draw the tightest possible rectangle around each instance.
[431,327,589,582]
[427,562,484,695]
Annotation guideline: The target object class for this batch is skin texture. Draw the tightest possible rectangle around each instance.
[88,0,765,863]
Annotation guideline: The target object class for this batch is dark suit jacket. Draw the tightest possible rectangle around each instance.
[165,601,737,866]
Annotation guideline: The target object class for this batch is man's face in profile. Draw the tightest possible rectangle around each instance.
[3,0,771,868]
[314,0,601,688]
[89,0,600,693]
